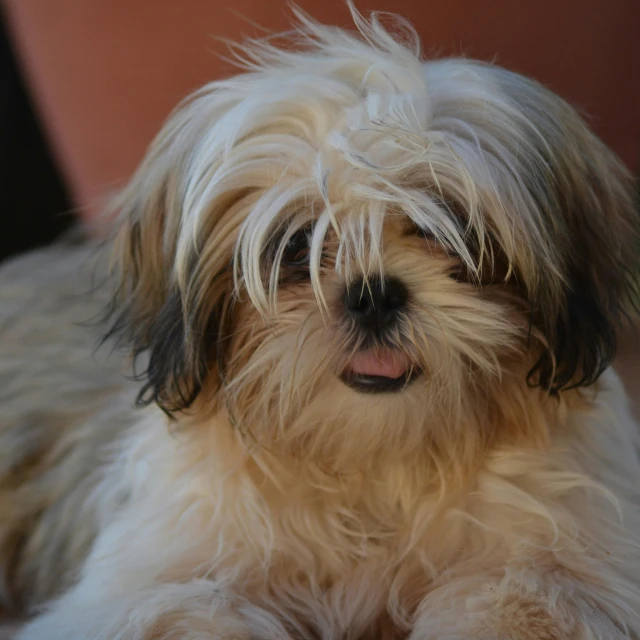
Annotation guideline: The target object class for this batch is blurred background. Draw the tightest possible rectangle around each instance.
[0,0,638,392]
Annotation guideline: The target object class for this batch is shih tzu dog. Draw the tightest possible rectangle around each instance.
[2,5,640,639]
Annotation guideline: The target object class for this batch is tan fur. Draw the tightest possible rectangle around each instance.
[2,5,640,640]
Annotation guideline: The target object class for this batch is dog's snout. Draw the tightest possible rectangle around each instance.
[344,276,408,331]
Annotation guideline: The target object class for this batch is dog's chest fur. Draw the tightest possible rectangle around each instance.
[83,409,467,637]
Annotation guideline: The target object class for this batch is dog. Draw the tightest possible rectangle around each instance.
[2,6,640,639]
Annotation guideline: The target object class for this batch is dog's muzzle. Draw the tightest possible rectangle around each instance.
[340,276,421,393]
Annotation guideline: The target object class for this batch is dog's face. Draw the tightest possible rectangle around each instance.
[106,12,639,469]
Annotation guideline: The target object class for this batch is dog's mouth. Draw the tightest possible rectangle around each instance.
[340,349,422,393]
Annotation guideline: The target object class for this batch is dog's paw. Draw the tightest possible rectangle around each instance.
[15,605,252,640]
[17,618,251,640]
[409,577,627,640]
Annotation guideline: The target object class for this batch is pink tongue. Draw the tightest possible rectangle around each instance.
[348,350,411,379]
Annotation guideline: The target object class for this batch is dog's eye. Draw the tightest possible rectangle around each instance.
[282,227,311,267]
[405,222,436,241]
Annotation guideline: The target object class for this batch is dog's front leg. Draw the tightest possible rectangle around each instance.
[409,566,636,640]
[17,579,293,640]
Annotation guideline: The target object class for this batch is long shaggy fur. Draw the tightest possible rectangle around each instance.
[1,5,640,639]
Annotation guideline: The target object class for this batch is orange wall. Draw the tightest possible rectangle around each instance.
[3,0,639,219]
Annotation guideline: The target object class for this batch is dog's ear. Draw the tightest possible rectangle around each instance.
[495,72,640,392]
[103,94,242,413]
[531,147,639,393]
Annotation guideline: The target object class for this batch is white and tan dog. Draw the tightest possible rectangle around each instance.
[2,6,640,639]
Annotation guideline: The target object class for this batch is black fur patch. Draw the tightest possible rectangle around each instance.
[102,259,231,415]
[526,161,640,393]
[131,288,229,414]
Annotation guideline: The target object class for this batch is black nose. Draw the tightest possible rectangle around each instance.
[344,276,408,331]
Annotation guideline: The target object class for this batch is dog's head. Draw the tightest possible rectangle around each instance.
[105,8,639,468]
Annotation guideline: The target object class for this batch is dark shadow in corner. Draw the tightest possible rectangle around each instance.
[0,6,73,264]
